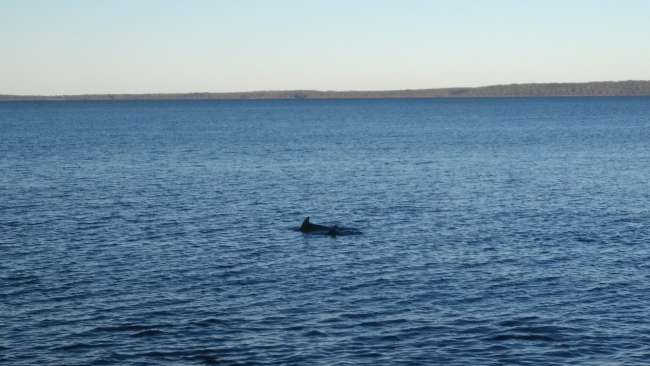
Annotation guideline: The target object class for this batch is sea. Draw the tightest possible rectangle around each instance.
[2,97,650,365]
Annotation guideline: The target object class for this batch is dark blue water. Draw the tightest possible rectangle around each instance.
[2,98,650,365]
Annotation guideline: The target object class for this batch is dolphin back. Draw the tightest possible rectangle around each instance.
[297,217,361,236]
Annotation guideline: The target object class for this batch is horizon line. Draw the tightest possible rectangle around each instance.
[2,80,650,99]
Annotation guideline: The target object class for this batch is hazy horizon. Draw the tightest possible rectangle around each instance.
[3,79,650,97]
[2,0,650,95]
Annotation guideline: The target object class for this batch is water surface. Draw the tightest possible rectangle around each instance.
[2,98,650,365]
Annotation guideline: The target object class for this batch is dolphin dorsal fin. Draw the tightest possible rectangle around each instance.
[300,216,311,232]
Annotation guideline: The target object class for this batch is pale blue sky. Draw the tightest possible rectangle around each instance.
[1,0,649,94]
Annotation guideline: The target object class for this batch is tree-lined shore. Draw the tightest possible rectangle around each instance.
[2,80,650,101]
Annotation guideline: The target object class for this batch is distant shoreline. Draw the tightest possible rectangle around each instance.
[2,80,650,101]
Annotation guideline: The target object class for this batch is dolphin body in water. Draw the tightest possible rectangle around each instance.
[297,217,361,237]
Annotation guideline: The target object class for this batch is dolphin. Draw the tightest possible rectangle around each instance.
[298,217,361,237]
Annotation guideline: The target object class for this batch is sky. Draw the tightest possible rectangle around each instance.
[1,0,649,95]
